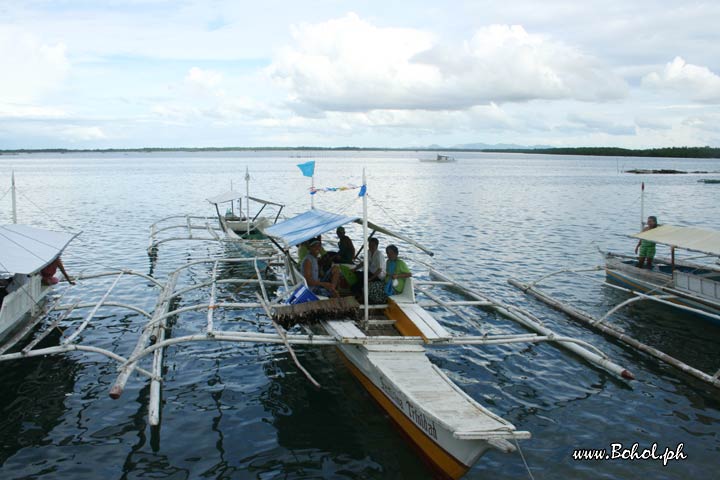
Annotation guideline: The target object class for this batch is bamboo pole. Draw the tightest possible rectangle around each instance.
[63,273,124,345]
[110,271,178,399]
[22,301,80,354]
[76,270,164,288]
[255,293,321,387]
[207,262,219,334]
[508,279,720,389]
[415,285,475,324]
[254,258,270,304]
[600,281,720,323]
[54,302,152,319]
[0,344,155,379]
[427,268,634,380]
[149,271,180,425]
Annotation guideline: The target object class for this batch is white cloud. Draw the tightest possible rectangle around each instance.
[0,26,70,104]
[61,126,107,141]
[0,104,66,119]
[269,15,628,114]
[642,57,720,103]
[185,67,224,91]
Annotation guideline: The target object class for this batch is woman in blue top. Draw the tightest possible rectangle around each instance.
[384,244,411,296]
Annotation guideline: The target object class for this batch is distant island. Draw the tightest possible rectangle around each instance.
[481,146,720,158]
[1,146,718,158]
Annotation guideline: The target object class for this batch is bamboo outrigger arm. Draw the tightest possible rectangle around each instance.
[76,269,165,288]
[418,264,634,381]
[508,278,720,390]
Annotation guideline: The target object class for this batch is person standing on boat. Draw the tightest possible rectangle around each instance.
[635,216,658,269]
[302,240,337,297]
[384,244,411,296]
[41,256,75,285]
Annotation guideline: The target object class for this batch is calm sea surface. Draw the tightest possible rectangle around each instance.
[1,151,719,479]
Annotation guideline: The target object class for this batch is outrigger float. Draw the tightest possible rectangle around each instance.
[0,167,635,479]
[509,225,720,390]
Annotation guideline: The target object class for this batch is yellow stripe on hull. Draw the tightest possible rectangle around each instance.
[384,300,424,338]
[337,350,470,480]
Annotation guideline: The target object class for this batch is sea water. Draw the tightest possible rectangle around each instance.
[0,151,718,479]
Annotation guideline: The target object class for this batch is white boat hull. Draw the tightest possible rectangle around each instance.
[605,256,720,324]
[0,274,50,346]
[323,320,527,479]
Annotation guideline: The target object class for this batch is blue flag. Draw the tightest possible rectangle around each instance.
[358,185,367,197]
[297,160,315,177]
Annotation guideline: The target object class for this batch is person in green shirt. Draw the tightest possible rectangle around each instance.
[635,216,658,269]
[384,244,411,296]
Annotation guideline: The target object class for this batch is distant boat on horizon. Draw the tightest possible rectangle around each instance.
[420,154,456,163]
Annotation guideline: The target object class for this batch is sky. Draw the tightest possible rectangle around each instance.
[0,0,719,149]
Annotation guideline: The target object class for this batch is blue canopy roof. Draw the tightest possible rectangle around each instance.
[264,209,359,247]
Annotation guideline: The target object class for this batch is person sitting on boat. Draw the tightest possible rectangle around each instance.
[302,240,337,297]
[635,215,658,269]
[326,227,357,292]
[335,226,355,264]
[384,244,411,296]
[41,256,75,286]
[366,237,387,303]
[298,236,327,264]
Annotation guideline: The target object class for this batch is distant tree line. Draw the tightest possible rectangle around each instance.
[482,146,720,158]
[1,145,718,158]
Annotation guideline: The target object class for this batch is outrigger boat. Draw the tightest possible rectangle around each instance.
[510,228,720,390]
[604,225,720,323]
[0,168,635,479]
[148,168,283,256]
[1,173,79,353]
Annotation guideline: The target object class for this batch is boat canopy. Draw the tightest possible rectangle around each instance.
[264,209,434,256]
[247,196,285,208]
[206,191,242,205]
[0,224,79,275]
[632,225,720,257]
[264,209,358,248]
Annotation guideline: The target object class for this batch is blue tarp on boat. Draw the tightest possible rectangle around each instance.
[263,209,359,247]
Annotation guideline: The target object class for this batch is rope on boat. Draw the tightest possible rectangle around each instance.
[513,436,536,480]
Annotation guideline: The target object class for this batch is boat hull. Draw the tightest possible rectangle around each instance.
[0,274,50,348]
[335,344,492,479]
[605,257,720,324]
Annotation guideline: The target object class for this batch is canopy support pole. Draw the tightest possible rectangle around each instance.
[245,167,251,237]
[362,169,369,324]
[11,170,17,224]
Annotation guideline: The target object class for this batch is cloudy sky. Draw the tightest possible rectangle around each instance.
[1,0,718,149]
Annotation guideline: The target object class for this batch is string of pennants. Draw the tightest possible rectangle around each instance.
[298,160,366,197]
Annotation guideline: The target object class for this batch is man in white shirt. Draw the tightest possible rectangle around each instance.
[367,237,385,281]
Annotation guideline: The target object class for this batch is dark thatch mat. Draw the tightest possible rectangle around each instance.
[272,296,360,329]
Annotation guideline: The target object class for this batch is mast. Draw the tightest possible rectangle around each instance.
[362,168,369,323]
[11,170,17,224]
[245,167,251,236]
[640,182,645,229]
[311,173,315,209]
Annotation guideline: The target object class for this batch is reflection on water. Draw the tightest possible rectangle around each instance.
[0,346,79,465]
[0,151,719,479]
